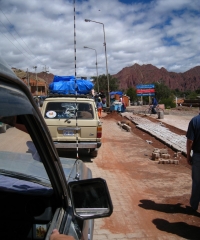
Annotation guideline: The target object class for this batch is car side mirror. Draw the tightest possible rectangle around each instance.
[68,178,113,220]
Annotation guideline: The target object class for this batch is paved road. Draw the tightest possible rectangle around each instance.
[0,127,31,152]
[85,115,200,240]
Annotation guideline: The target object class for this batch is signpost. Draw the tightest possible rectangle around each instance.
[136,84,155,104]
[136,84,155,89]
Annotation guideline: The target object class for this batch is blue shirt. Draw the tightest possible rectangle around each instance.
[152,98,158,106]
[186,114,200,153]
[96,102,103,109]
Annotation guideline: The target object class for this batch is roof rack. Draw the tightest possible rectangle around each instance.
[47,93,93,99]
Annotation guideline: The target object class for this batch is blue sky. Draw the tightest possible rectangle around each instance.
[0,0,199,77]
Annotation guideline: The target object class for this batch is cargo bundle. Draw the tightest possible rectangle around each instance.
[49,75,94,95]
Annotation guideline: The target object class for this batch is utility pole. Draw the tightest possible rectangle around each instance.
[43,65,49,73]
[43,65,49,95]
[26,68,30,91]
[33,66,38,96]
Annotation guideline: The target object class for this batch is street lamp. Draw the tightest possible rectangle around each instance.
[84,46,99,93]
[85,19,110,107]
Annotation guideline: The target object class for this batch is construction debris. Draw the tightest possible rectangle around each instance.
[117,121,131,132]
[151,148,180,165]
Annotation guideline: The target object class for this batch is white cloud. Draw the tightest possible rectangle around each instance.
[0,0,199,78]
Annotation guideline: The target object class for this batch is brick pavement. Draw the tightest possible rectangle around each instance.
[85,115,194,240]
[121,113,187,154]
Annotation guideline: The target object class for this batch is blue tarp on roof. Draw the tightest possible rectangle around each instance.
[53,75,75,82]
[49,76,94,94]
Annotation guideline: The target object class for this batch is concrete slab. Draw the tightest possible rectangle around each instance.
[157,115,194,132]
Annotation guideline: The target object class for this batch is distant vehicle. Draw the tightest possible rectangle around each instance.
[0,57,113,240]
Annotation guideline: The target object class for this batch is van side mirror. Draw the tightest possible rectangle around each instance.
[68,178,113,220]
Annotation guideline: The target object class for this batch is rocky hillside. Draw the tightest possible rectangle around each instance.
[113,64,200,91]
[12,68,54,85]
[37,72,54,85]
[13,63,200,92]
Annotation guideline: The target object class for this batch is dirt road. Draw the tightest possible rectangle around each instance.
[85,112,200,240]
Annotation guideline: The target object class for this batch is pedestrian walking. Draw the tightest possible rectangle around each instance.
[99,91,106,108]
[186,110,200,211]
[94,92,99,106]
[96,98,103,118]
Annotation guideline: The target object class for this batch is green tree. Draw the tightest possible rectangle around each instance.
[126,87,137,102]
[195,89,200,95]
[182,90,191,99]
[162,97,176,109]
[154,82,172,103]
[187,91,198,99]
[92,74,119,93]
[171,88,181,98]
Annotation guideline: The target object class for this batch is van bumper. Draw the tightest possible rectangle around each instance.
[54,142,102,149]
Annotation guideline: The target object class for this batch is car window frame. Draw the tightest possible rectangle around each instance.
[0,61,70,209]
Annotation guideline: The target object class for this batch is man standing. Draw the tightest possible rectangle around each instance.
[151,97,158,114]
[186,110,200,211]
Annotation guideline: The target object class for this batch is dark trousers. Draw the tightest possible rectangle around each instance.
[190,153,200,210]
[152,105,157,114]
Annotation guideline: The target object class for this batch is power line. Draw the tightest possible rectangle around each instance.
[0,8,50,73]
[0,8,35,56]
[0,19,33,60]
[0,28,32,61]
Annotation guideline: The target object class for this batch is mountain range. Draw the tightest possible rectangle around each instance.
[14,63,200,92]
[113,64,200,91]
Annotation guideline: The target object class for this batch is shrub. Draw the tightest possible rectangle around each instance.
[161,98,176,108]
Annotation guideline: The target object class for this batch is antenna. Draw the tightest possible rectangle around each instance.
[74,0,76,77]
[73,0,80,179]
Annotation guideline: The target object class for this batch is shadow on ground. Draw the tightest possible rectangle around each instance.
[138,199,200,216]
[152,218,200,240]
[139,199,200,239]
